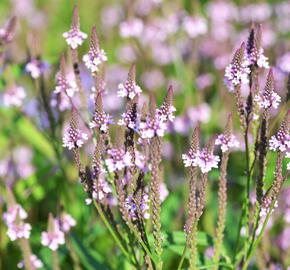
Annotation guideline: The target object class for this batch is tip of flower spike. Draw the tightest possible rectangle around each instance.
[95,92,104,112]
[7,16,17,33]
[207,134,218,153]
[190,125,200,152]
[149,94,157,117]
[90,25,99,51]
[48,213,55,232]
[128,62,136,82]
[115,126,124,149]
[231,42,245,65]
[225,113,233,137]
[265,68,274,92]
[72,4,80,30]
[165,85,174,106]
[6,185,16,206]
[60,53,67,75]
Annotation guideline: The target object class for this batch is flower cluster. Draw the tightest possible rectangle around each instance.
[89,109,113,132]
[17,255,43,269]
[183,145,220,173]
[63,5,87,49]
[56,213,76,233]
[105,148,133,172]
[85,178,112,205]
[139,116,167,139]
[25,58,47,79]
[118,111,138,130]
[54,70,78,98]
[125,194,150,220]
[224,43,251,91]
[41,219,65,250]
[83,49,107,73]
[3,204,31,241]
[3,85,26,107]
[118,81,142,100]
[62,125,88,150]
[215,133,239,152]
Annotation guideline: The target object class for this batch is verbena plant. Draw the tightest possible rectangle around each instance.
[1,4,289,270]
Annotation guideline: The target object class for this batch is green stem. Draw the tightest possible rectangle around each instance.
[92,201,136,267]
[241,199,275,270]
[177,244,188,270]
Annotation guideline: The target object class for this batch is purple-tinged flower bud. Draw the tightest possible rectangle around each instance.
[63,5,87,49]
[83,25,107,73]
[255,69,281,110]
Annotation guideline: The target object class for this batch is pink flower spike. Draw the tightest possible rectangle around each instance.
[83,26,107,73]
[41,215,65,251]
[63,5,87,49]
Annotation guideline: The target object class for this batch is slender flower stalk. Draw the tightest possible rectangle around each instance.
[149,95,163,270]
[213,114,236,268]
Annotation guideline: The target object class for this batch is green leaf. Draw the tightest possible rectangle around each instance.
[70,233,111,270]
[16,118,55,160]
